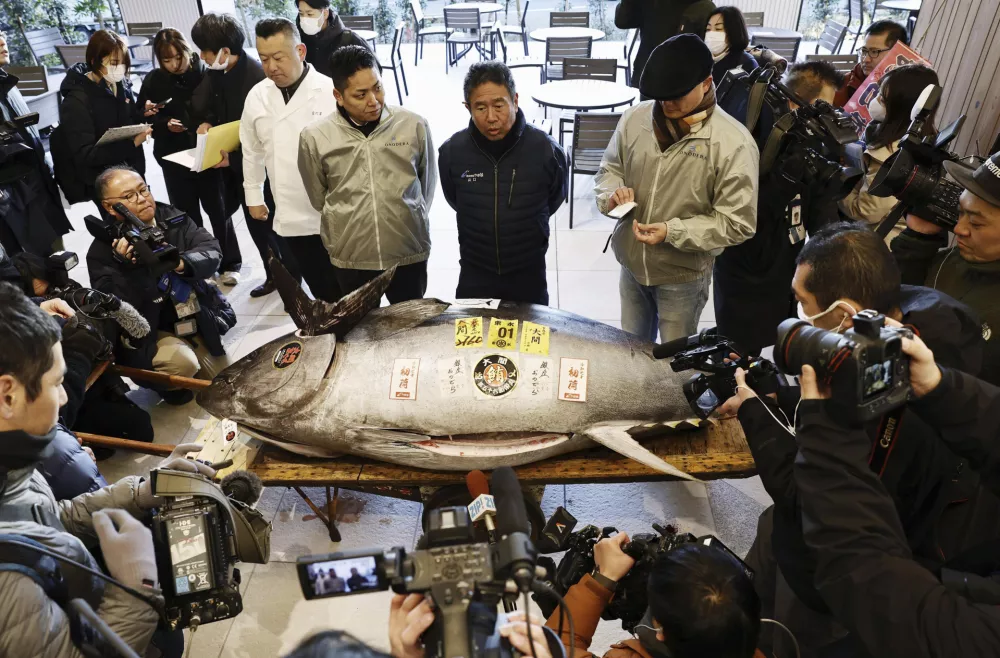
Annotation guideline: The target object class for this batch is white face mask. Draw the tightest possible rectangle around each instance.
[104,63,126,83]
[704,30,728,56]
[206,49,230,71]
[300,13,326,36]
[868,96,886,122]
[797,299,859,333]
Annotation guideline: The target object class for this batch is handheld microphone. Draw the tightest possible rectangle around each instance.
[490,466,537,594]
[466,470,498,544]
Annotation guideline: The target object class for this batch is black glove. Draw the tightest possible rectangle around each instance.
[61,315,111,364]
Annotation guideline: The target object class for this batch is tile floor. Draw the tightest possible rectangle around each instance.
[61,40,772,657]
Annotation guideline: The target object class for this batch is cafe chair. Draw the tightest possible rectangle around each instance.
[618,28,639,86]
[751,34,801,63]
[492,24,544,71]
[550,11,590,28]
[55,44,87,69]
[543,36,593,83]
[5,66,48,96]
[806,53,858,75]
[444,7,490,73]
[342,15,377,48]
[24,27,69,72]
[496,0,531,56]
[815,19,848,55]
[559,58,618,147]
[378,22,409,105]
[743,12,765,27]
[126,21,160,78]
[569,113,622,229]
[410,0,451,66]
[847,0,867,52]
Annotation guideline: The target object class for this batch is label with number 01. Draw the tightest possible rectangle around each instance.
[488,318,520,350]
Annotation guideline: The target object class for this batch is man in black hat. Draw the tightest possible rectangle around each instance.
[891,152,1000,386]
[595,33,758,344]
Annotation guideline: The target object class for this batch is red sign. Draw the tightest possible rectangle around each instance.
[843,42,932,136]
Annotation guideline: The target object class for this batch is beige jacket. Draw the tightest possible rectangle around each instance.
[839,140,904,243]
[595,101,759,286]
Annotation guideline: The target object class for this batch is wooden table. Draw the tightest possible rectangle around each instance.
[529,27,606,42]
[248,417,754,540]
[531,79,639,111]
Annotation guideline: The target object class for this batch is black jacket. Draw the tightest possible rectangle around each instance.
[795,371,1000,658]
[712,49,757,84]
[891,228,1000,386]
[86,202,230,371]
[298,16,372,79]
[740,285,993,611]
[438,111,568,276]
[56,63,146,196]
[615,0,717,89]
[136,54,206,159]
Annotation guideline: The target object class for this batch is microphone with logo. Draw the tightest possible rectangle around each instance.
[466,470,498,544]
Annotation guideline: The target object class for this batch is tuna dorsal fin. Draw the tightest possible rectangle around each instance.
[270,255,397,337]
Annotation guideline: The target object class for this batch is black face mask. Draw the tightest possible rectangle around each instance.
[0,426,59,471]
[634,609,672,658]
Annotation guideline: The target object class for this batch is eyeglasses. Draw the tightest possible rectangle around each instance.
[857,46,891,59]
[105,185,153,204]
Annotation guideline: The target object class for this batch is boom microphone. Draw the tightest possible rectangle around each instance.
[66,288,151,339]
[221,470,264,506]
[108,299,151,339]
[490,466,537,593]
[466,470,498,544]
[652,329,714,360]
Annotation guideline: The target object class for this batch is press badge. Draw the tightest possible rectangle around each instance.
[174,291,201,318]
[788,195,805,244]
[175,318,198,337]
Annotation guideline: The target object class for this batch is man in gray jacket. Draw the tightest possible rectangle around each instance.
[298,45,436,303]
[0,282,216,657]
[596,35,758,343]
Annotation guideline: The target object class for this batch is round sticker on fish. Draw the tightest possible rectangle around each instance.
[273,341,303,369]
[473,355,518,397]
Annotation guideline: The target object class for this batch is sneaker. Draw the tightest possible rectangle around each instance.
[219,270,241,286]
[250,279,277,298]
[160,389,195,406]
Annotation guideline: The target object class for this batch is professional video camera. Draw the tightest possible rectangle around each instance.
[870,84,974,232]
[296,468,553,658]
[718,66,862,202]
[775,310,913,422]
[84,203,181,277]
[148,468,272,631]
[653,327,780,419]
[531,507,751,633]
[0,111,40,185]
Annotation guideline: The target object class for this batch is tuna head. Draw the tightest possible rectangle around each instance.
[197,331,336,431]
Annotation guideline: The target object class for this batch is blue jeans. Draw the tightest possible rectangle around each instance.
[619,267,711,342]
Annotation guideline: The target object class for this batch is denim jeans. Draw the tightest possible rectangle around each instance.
[619,267,711,343]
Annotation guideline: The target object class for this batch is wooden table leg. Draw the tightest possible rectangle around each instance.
[327,486,341,542]
[292,486,341,542]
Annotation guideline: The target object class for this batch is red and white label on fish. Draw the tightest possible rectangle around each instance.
[558,358,589,403]
[389,358,420,401]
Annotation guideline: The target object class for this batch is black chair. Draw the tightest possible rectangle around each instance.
[126,21,159,77]
[379,22,409,105]
[342,15,377,48]
[557,58,618,147]
[847,0,867,52]
[569,113,621,229]
[24,27,68,71]
[410,0,450,66]
[496,0,530,56]
[55,44,87,69]
[492,24,543,70]
[550,11,590,28]
[444,7,489,73]
[618,28,639,86]
[543,36,593,83]
[806,53,858,75]
[815,20,848,54]
[743,12,765,27]
[5,66,48,96]
[751,35,801,63]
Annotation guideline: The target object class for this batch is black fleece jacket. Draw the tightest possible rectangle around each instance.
[136,54,207,159]
[298,15,373,79]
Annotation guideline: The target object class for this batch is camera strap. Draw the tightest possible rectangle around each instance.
[0,502,67,533]
[868,410,905,477]
[875,203,907,240]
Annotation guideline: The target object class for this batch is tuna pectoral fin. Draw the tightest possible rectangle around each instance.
[270,255,397,337]
[581,422,697,481]
[241,427,344,458]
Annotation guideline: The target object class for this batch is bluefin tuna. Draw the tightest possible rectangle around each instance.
[197,260,702,478]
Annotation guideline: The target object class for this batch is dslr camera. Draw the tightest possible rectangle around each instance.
[869,84,972,232]
[0,111,40,185]
[84,203,181,277]
[148,468,272,631]
[775,310,913,421]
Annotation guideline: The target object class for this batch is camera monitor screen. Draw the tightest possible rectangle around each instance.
[300,555,384,600]
[863,359,894,400]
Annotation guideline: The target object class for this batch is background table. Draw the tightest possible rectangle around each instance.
[747,26,802,39]
[529,27,606,42]
[355,29,378,42]
[125,35,149,48]
[449,2,504,12]
[881,0,922,12]
[531,79,638,111]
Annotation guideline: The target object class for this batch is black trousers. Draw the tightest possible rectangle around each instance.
[336,260,428,304]
[284,234,343,302]
[158,157,243,273]
[241,178,301,282]
[457,264,549,305]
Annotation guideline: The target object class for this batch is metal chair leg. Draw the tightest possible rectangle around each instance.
[569,171,575,229]
[400,59,409,95]
[393,66,403,105]
[415,35,420,66]
[522,31,528,56]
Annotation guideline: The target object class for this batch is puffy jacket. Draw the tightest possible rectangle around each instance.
[0,442,160,657]
[86,202,227,370]
[298,104,436,270]
[438,110,568,275]
[595,101,758,286]
[136,54,206,159]
[615,0,717,90]
[38,425,108,500]
[56,63,146,198]
[298,15,373,79]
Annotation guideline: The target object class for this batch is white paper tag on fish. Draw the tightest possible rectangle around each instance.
[437,357,469,399]
[558,358,589,403]
[453,298,501,310]
[521,356,555,400]
[390,358,420,401]
[219,418,238,443]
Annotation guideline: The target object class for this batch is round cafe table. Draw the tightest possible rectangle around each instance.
[449,2,504,13]
[531,79,638,112]
[354,29,378,42]
[529,27,606,42]
[746,26,802,39]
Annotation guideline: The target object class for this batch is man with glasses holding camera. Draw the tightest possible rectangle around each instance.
[86,166,234,405]
[834,20,908,107]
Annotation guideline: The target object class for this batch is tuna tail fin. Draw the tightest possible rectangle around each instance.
[270,255,397,337]
[580,422,698,481]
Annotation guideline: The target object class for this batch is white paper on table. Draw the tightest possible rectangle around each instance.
[95,123,151,146]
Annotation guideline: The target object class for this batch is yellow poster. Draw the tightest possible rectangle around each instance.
[454,317,484,348]
[488,318,519,350]
[520,321,550,355]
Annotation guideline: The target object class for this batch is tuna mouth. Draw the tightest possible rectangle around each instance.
[412,433,570,458]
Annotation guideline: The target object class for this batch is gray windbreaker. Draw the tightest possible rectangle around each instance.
[0,468,161,657]
[298,105,436,270]
[595,101,759,286]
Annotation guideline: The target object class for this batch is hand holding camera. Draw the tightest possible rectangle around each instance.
[389,594,435,658]
[594,533,635,583]
[499,612,553,658]
[93,509,158,590]
[138,442,217,509]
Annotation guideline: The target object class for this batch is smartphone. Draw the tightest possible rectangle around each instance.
[154,97,173,108]
[297,549,389,600]
[701,535,755,582]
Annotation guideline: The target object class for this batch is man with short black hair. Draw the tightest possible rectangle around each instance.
[785,60,843,108]
[295,0,372,78]
[439,62,567,305]
[834,19,908,107]
[299,46,435,303]
[242,18,341,302]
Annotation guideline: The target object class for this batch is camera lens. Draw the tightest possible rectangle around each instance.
[774,319,849,377]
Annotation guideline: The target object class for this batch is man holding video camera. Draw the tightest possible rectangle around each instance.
[0,281,218,657]
[891,152,1000,386]
[86,166,235,405]
[794,332,1000,657]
